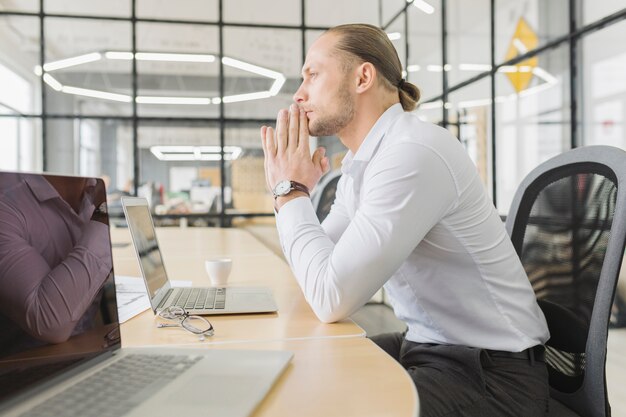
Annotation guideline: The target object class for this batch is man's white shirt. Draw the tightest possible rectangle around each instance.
[276,103,549,351]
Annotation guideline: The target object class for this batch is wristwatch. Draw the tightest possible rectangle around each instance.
[272,180,310,199]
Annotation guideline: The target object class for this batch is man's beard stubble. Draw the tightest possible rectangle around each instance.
[308,84,355,137]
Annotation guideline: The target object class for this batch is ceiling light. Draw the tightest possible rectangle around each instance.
[407,64,420,72]
[532,67,557,84]
[104,51,134,60]
[33,50,286,105]
[136,96,212,105]
[43,52,102,72]
[61,86,132,102]
[269,75,286,96]
[387,32,402,41]
[226,146,243,159]
[43,73,62,91]
[150,146,242,161]
[457,98,492,109]
[512,38,528,54]
[459,63,492,71]
[412,0,435,14]
[222,57,282,79]
[104,51,216,63]
[135,52,215,63]
[426,64,451,72]
[518,81,557,98]
[498,65,518,73]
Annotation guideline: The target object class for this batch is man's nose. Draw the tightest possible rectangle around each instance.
[293,83,306,104]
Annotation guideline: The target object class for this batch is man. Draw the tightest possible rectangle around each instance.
[261,23,550,416]
[0,174,113,356]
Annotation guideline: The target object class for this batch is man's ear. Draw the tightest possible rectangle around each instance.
[355,62,376,94]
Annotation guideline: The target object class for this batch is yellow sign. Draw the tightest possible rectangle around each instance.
[504,18,538,93]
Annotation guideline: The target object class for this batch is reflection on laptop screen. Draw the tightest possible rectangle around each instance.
[0,172,120,403]
[124,204,168,298]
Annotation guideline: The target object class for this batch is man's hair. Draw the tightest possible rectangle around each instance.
[327,23,420,112]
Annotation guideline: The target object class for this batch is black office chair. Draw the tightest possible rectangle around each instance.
[311,170,342,223]
[505,145,626,417]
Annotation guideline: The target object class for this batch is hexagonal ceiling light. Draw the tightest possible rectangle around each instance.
[34,51,286,105]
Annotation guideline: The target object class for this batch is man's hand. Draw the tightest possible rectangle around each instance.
[261,104,329,208]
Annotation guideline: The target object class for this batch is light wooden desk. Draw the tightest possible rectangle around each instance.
[198,338,418,417]
[113,226,419,417]
[112,226,365,345]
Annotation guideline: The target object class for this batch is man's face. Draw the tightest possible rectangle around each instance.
[293,33,356,137]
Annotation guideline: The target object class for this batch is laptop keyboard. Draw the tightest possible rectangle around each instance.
[171,287,227,310]
[20,353,202,417]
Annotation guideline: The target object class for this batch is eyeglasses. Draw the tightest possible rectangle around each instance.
[156,306,214,341]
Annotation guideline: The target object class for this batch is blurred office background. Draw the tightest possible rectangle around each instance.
[0,0,625,225]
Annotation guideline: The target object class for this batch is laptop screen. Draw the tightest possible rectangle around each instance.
[123,201,169,301]
[0,172,120,403]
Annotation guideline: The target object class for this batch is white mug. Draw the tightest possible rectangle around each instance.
[204,258,232,287]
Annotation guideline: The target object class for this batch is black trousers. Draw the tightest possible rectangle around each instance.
[371,332,549,417]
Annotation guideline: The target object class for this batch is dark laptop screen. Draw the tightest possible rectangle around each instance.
[124,203,169,300]
[0,172,120,403]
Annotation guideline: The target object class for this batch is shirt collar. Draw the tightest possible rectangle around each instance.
[341,103,404,173]
[23,175,61,202]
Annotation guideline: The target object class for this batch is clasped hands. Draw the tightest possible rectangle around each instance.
[261,104,330,209]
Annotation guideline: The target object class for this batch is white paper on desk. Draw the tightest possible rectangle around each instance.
[115,275,192,323]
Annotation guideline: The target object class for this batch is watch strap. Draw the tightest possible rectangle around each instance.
[289,181,310,197]
[273,180,310,200]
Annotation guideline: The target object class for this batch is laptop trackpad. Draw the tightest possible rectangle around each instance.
[128,374,266,416]
[125,350,291,417]
[232,292,272,304]
[176,375,262,409]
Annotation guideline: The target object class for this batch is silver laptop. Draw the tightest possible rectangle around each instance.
[0,172,292,417]
[121,196,278,315]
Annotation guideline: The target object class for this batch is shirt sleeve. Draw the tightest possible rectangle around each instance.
[320,176,351,243]
[0,209,113,344]
[276,142,458,323]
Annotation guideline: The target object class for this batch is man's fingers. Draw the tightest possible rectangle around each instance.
[263,153,273,192]
[261,126,277,191]
[265,126,277,157]
[312,147,326,168]
[321,156,330,174]
[297,109,310,152]
[260,126,268,155]
[275,109,288,155]
[260,127,270,190]
[288,104,299,152]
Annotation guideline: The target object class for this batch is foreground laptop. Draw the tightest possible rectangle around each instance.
[0,172,291,417]
[121,196,278,316]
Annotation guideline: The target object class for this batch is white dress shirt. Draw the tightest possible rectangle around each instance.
[276,103,549,351]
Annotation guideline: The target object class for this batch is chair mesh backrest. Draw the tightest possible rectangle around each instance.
[511,164,618,392]
[315,175,341,223]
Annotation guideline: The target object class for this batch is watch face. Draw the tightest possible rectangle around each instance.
[274,180,292,196]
